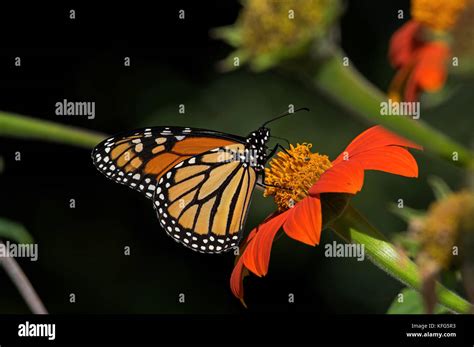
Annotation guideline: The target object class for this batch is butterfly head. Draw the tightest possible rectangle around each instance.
[245,127,270,170]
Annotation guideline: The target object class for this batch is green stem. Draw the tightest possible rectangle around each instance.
[0,241,48,314]
[0,111,105,149]
[304,51,474,169]
[330,204,472,314]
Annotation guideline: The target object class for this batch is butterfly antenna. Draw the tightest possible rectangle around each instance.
[262,107,310,127]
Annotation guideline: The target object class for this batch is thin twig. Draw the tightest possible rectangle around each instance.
[0,241,48,314]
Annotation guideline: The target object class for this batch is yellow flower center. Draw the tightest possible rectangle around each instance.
[411,0,468,31]
[239,0,336,56]
[264,143,332,211]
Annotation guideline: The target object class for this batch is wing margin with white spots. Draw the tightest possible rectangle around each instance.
[92,126,245,200]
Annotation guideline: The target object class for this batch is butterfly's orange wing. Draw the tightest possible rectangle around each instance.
[153,143,257,253]
[92,127,259,254]
[92,127,241,198]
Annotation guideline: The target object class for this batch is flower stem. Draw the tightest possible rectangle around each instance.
[330,204,472,314]
[300,51,474,169]
[0,241,48,314]
[0,111,106,149]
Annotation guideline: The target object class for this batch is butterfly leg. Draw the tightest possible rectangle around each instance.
[257,171,292,191]
[266,144,279,158]
[257,182,291,191]
[266,143,293,161]
[278,144,293,156]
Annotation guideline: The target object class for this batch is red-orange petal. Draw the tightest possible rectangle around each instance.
[283,195,322,246]
[309,159,365,195]
[333,125,422,165]
[403,42,450,102]
[345,146,419,177]
[230,255,246,303]
[242,211,289,277]
[415,42,450,92]
[389,20,423,68]
[229,228,259,304]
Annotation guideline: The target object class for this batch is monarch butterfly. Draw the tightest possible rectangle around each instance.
[92,108,308,254]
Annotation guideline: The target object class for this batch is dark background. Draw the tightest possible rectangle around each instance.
[0,1,472,314]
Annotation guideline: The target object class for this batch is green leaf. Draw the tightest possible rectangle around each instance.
[388,203,425,223]
[428,176,453,201]
[210,26,242,47]
[388,288,449,314]
[0,217,34,244]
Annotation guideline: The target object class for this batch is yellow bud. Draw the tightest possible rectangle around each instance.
[419,190,474,269]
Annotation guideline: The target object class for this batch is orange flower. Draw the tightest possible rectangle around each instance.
[388,20,450,102]
[388,0,468,101]
[230,126,422,304]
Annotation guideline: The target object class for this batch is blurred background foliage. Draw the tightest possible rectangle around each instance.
[0,1,472,313]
